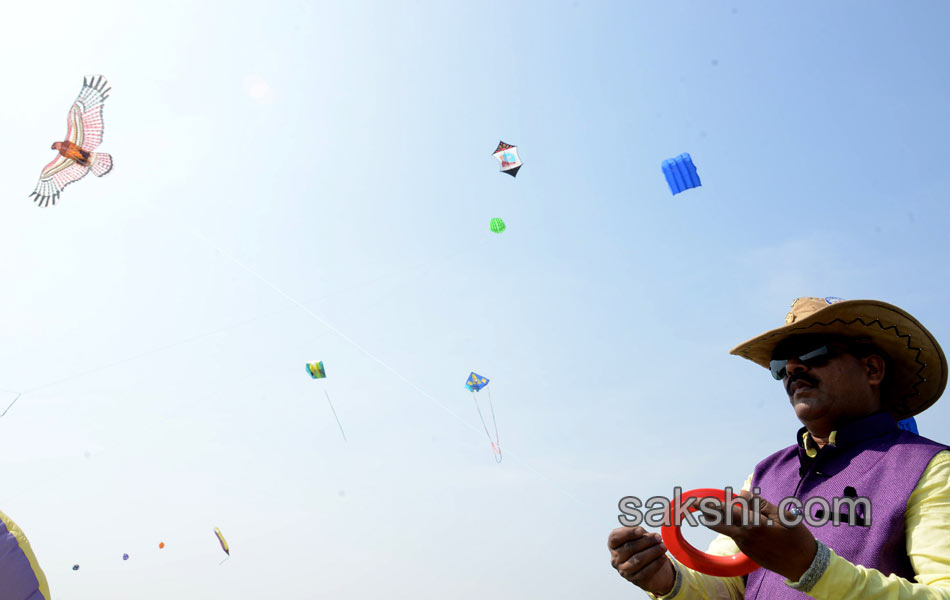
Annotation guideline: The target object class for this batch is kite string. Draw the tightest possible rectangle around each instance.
[471,390,502,463]
[0,394,21,417]
[0,224,489,415]
[487,387,502,463]
[0,309,293,418]
[325,390,347,442]
[159,206,479,431]
[17,320,258,397]
[142,199,594,510]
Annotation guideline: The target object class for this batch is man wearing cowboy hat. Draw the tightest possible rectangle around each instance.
[608,297,950,599]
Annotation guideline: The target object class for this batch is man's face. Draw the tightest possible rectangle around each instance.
[771,336,882,425]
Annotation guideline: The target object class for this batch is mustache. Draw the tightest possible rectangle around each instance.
[786,372,819,394]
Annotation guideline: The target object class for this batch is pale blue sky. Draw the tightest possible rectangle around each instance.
[1,1,949,598]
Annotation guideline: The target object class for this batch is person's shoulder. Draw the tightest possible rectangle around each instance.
[907,448,950,501]
[894,431,950,452]
[925,448,950,466]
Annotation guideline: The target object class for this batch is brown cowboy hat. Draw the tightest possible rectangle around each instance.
[730,297,947,420]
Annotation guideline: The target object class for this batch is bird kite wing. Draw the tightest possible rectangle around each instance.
[67,75,111,151]
[30,156,90,207]
[29,75,113,207]
[30,156,89,206]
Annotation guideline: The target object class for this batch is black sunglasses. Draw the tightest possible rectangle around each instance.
[769,345,842,380]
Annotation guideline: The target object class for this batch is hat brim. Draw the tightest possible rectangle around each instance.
[730,299,947,420]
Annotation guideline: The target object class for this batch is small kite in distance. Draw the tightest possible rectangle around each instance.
[466,372,501,462]
[307,361,347,441]
[490,218,506,233]
[492,141,522,177]
[306,361,326,379]
[662,153,701,195]
[30,75,114,207]
[215,528,230,564]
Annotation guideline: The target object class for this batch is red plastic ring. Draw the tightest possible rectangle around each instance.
[660,488,760,577]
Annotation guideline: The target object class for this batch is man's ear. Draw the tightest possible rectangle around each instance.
[864,354,886,386]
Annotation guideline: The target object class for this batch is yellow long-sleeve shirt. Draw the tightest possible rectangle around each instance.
[648,449,950,599]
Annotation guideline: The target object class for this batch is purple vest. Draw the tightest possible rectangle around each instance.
[743,412,949,599]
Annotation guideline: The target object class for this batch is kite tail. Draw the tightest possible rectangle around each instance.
[218,555,230,566]
[89,152,113,177]
[471,391,502,462]
[487,388,502,463]
[325,390,347,442]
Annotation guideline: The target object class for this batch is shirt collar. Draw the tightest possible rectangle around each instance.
[796,411,899,459]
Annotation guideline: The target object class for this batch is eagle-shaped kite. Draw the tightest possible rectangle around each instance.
[30,75,113,207]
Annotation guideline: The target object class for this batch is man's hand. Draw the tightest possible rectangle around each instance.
[608,526,676,596]
[699,490,817,582]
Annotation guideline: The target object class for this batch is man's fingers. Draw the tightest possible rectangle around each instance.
[623,550,669,586]
[702,515,738,536]
[609,526,659,550]
[698,498,759,536]
[617,542,668,581]
[758,496,800,521]
[747,494,800,527]
[753,494,778,516]
[734,490,793,524]
[610,532,665,567]
[696,499,739,525]
[608,526,647,549]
